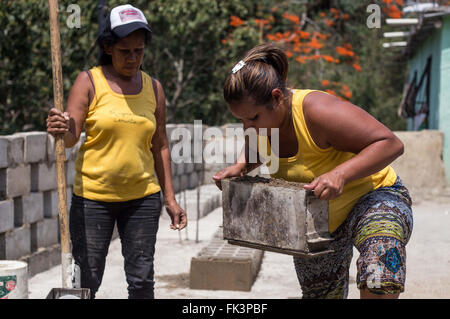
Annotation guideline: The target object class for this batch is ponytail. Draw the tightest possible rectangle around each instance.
[223,43,289,107]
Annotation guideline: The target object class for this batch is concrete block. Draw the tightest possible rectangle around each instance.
[190,230,263,291]
[172,175,180,194]
[179,174,188,191]
[0,165,31,200]
[176,162,184,176]
[46,134,72,162]
[0,139,8,168]
[185,162,194,174]
[14,192,44,226]
[43,190,58,218]
[222,176,333,257]
[0,200,14,233]
[31,162,57,192]
[0,135,24,167]
[66,160,75,186]
[43,189,71,218]
[188,172,199,189]
[14,132,47,163]
[31,217,59,250]
[166,124,178,143]
[0,225,31,260]
[21,244,60,277]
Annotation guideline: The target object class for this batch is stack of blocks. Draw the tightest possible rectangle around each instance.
[0,132,82,277]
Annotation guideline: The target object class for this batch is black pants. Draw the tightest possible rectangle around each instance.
[69,192,162,299]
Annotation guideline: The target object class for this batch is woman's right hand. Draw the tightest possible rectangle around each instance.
[46,108,70,136]
[212,164,245,190]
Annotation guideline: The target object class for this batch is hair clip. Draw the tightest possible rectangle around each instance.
[232,60,246,74]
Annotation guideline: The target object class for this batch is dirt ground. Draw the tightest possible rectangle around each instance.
[28,197,450,299]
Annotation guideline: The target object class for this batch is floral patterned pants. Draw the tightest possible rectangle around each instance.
[293,177,413,298]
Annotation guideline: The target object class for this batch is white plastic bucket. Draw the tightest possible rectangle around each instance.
[0,261,28,299]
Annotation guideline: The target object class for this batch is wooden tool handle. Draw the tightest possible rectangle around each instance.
[48,0,72,288]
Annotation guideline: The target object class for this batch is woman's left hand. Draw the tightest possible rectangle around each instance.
[303,169,346,200]
[165,200,187,231]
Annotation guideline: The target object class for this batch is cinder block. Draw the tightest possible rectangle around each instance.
[46,134,72,162]
[0,135,24,167]
[66,160,75,186]
[0,200,14,233]
[31,162,57,192]
[21,244,61,277]
[179,174,188,192]
[14,132,47,163]
[185,162,194,174]
[188,172,199,189]
[32,217,59,250]
[222,176,333,257]
[14,192,44,226]
[166,124,178,143]
[176,162,184,176]
[43,190,58,218]
[0,225,31,260]
[0,139,8,168]
[190,231,263,291]
[43,188,72,218]
[172,175,180,194]
[0,165,31,199]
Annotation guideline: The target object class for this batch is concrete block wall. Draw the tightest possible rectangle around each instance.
[0,132,76,277]
[0,124,223,277]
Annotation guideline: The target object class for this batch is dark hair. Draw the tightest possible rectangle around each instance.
[97,13,152,66]
[223,43,289,108]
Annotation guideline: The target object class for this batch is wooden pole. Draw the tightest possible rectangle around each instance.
[48,0,72,288]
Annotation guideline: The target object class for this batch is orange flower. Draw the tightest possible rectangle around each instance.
[321,55,335,63]
[321,80,330,86]
[336,46,354,57]
[296,56,306,64]
[353,63,362,71]
[229,16,244,27]
[325,89,337,96]
[307,37,323,49]
[282,12,300,24]
[298,31,310,39]
[320,12,326,17]
[344,91,353,99]
[285,50,293,58]
[221,39,227,44]
[255,18,270,25]
[324,19,335,27]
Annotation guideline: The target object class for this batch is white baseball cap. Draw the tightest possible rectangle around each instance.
[109,4,152,38]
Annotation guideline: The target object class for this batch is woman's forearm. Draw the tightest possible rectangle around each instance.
[334,137,404,185]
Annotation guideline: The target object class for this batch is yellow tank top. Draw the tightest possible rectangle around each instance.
[73,66,161,202]
[258,89,397,233]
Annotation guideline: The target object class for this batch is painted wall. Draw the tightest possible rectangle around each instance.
[439,16,450,183]
[406,25,441,130]
[407,15,450,183]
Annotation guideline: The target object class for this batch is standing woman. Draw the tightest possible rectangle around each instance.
[213,43,413,299]
[46,4,187,299]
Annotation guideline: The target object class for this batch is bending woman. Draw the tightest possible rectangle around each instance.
[213,43,413,299]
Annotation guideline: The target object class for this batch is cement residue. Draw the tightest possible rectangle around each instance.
[231,175,307,189]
